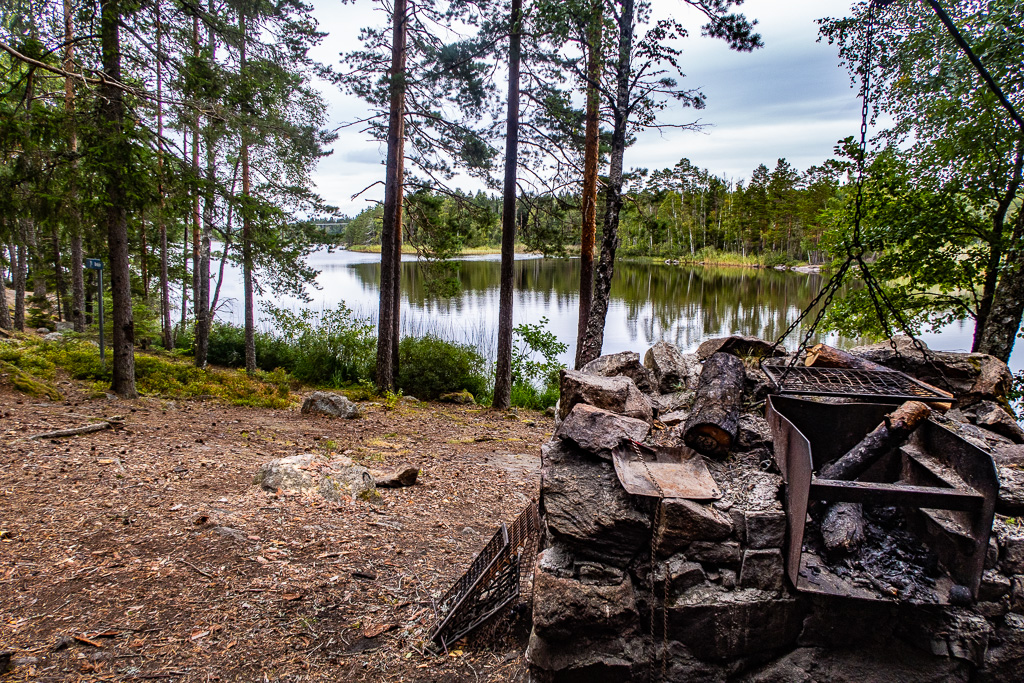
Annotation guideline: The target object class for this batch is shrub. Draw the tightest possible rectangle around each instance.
[397,334,488,400]
[509,317,566,409]
[264,303,375,385]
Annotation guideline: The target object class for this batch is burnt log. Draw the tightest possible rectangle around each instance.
[819,400,931,482]
[805,343,954,409]
[683,352,745,458]
[821,502,865,554]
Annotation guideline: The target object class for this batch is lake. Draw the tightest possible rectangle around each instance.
[212,249,1022,374]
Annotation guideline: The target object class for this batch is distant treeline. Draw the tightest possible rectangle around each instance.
[327,156,848,264]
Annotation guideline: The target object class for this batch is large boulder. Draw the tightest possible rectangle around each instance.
[532,563,638,641]
[581,351,657,394]
[301,391,361,418]
[558,369,653,422]
[696,335,786,362]
[644,341,701,393]
[254,453,377,502]
[555,404,650,458]
[542,444,650,566]
[849,337,1013,406]
[656,498,733,555]
[965,401,1024,443]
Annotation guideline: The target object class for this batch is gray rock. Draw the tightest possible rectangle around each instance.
[667,585,802,660]
[35,327,49,334]
[667,557,706,594]
[656,498,733,555]
[696,335,786,362]
[686,541,742,567]
[995,523,1024,575]
[979,569,1011,601]
[581,351,657,394]
[528,633,641,683]
[997,465,1024,515]
[650,391,692,414]
[981,612,1024,682]
[740,644,972,683]
[439,390,475,404]
[737,414,772,452]
[968,400,1024,443]
[644,341,701,393]
[369,464,419,488]
[254,453,377,502]
[531,568,637,640]
[744,511,786,549]
[897,609,992,666]
[43,332,62,342]
[213,526,246,542]
[554,403,650,458]
[659,410,688,427]
[558,369,653,422]
[300,392,361,419]
[577,561,626,586]
[55,321,74,332]
[739,548,784,591]
[537,544,574,579]
[543,450,650,566]
[850,336,1012,406]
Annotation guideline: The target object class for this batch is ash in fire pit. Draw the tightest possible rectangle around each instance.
[803,505,943,603]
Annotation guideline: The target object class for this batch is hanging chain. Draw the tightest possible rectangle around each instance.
[631,439,668,683]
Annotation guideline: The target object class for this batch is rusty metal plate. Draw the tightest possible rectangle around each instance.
[612,444,722,500]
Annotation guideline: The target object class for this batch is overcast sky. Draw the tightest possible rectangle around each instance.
[306,0,861,215]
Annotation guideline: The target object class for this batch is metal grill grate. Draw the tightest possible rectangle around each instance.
[761,360,954,403]
[429,502,540,651]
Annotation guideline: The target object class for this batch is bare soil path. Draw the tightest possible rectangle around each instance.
[0,384,549,682]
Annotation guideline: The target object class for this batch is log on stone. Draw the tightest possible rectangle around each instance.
[818,400,931,482]
[805,343,954,409]
[682,352,745,458]
[821,502,865,554]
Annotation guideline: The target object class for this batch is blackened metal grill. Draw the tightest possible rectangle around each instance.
[761,360,953,403]
[429,502,539,650]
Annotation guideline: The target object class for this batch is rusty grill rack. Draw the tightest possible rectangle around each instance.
[429,502,540,651]
[761,359,953,403]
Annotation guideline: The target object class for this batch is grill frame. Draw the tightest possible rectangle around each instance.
[761,359,955,403]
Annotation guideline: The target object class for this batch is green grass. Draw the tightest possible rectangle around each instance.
[0,337,292,408]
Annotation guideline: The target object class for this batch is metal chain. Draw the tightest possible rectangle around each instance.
[631,439,667,683]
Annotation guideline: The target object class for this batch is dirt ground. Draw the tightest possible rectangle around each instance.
[0,379,550,682]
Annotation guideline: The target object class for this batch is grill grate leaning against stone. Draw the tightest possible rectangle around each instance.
[761,360,953,403]
[429,502,540,651]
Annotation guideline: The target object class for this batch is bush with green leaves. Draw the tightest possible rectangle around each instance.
[263,303,375,386]
[509,316,566,409]
[396,335,488,401]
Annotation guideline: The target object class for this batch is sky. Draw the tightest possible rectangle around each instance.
[305,0,863,216]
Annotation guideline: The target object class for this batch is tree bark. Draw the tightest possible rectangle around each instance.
[99,0,138,398]
[13,240,26,331]
[375,0,407,392]
[492,0,523,410]
[0,243,12,331]
[976,208,1024,363]
[575,0,602,369]
[818,400,930,481]
[240,10,256,373]
[194,2,216,368]
[579,0,634,366]
[190,15,201,333]
[156,0,172,351]
[64,0,84,332]
[682,352,745,458]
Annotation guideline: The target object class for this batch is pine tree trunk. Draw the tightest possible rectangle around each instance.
[99,0,138,398]
[14,239,26,331]
[64,0,85,332]
[194,2,216,368]
[579,0,634,366]
[492,0,523,410]
[575,1,602,369]
[240,11,256,373]
[51,227,67,321]
[0,242,12,331]
[156,0,171,350]
[191,15,201,333]
[375,0,407,392]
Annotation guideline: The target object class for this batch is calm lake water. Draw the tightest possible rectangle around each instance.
[213,249,1022,374]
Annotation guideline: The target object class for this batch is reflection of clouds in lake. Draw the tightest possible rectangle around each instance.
[209,249,1021,373]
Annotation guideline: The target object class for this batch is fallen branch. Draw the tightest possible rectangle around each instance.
[28,420,121,441]
[178,559,215,580]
